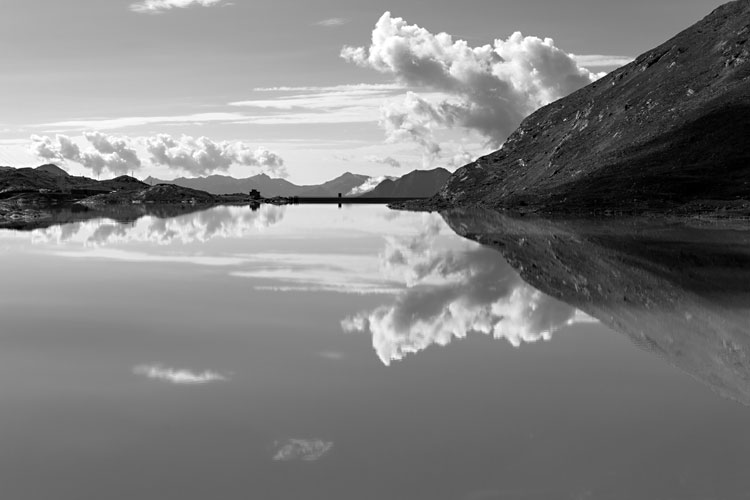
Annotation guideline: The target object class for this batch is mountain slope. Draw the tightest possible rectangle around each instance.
[362,168,451,198]
[438,0,750,213]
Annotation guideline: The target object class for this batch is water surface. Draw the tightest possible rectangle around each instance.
[1,205,749,500]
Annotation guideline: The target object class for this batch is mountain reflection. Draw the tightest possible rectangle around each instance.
[442,209,750,405]
[29,205,286,246]
[343,216,586,365]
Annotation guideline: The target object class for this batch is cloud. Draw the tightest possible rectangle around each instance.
[342,216,585,365]
[30,132,140,176]
[571,54,635,68]
[347,175,396,196]
[37,112,247,131]
[342,12,603,158]
[130,0,226,14]
[29,133,286,177]
[146,134,287,177]
[133,364,228,384]
[366,155,401,168]
[447,147,475,168]
[273,439,333,462]
[231,252,402,295]
[315,17,350,27]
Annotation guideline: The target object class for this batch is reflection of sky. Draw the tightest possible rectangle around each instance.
[1,205,749,500]
[0,204,595,363]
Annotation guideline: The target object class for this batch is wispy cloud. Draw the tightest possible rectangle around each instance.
[130,0,227,14]
[231,252,402,295]
[133,364,228,384]
[365,155,401,168]
[35,112,246,131]
[571,54,635,68]
[314,17,350,27]
[32,86,415,130]
[273,439,333,461]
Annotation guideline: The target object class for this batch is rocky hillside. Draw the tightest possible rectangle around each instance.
[0,165,231,224]
[361,168,451,198]
[437,0,750,213]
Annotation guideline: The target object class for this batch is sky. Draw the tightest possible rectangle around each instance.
[0,0,726,183]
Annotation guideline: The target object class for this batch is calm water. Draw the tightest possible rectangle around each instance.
[1,204,749,500]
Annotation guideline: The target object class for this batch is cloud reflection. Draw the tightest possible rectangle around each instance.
[343,216,586,365]
[31,205,286,246]
[272,439,334,462]
[133,364,228,384]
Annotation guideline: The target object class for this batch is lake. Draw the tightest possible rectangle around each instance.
[1,204,749,500]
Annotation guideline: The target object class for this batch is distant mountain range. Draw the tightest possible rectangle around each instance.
[143,172,369,197]
[145,168,452,198]
[360,168,451,198]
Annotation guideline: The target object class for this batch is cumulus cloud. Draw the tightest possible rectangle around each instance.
[146,134,287,177]
[130,0,226,14]
[273,439,333,462]
[30,132,140,176]
[447,147,475,168]
[133,364,228,384]
[342,12,603,158]
[366,155,401,168]
[29,133,285,177]
[315,17,350,27]
[342,216,583,365]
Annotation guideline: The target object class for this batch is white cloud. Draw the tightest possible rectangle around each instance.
[343,12,603,158]
[347,175,396,195]
[365,155,401,168]
[146,134,287,177]
[571,54,635,68]
[133,364,228,384]
[29,133,285,177]
[314,17,350,27]
[130,0,226,14]
[37,112,247,131]
[30,132,140,176]
[273,439,333,462]
[447,147,475,168]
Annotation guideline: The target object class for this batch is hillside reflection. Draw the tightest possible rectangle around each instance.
[442,209,750,405]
